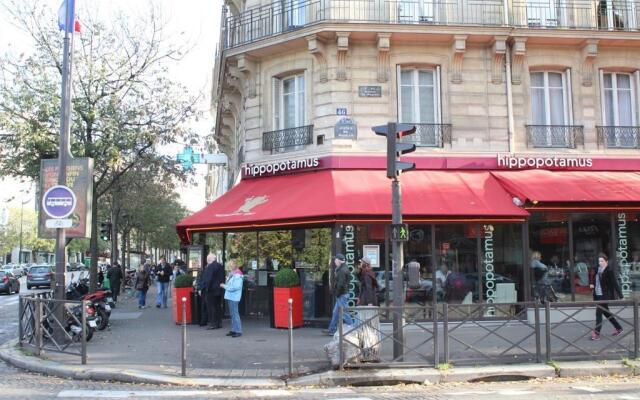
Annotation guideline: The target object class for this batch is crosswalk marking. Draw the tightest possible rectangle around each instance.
[57,390,223,398]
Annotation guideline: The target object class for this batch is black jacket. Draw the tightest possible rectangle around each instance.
[107,266,122,286]
[332,264,349,297]
[594,266,623,300]
[156,263,172,283]
[201,261,225,295]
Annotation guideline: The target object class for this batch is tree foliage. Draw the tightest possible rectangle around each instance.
[0,207,54,256]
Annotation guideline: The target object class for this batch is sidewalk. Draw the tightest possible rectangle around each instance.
[2,284,639,388]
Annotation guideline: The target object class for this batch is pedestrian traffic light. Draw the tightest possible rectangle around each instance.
[372,123,417,178]
[100,222,111,241]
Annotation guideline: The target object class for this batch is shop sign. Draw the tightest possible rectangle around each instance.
[342,225,359,307]
[242,157,320,177]
[483,225,496,316]
[540,227,567,244]
[334,117,357,139]
[617,213,632,298]
[363,245,380,269]
[497,154,593,169]
[358,85,382,97]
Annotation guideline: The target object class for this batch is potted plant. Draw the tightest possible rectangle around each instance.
[273,267,303,328]
[173,274,194,324]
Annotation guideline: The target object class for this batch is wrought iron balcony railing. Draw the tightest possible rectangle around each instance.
[596,126,640,148]
[398,123,452,147]
[222,0,640,48]
[525,125,584,148]
[262,125,314,153]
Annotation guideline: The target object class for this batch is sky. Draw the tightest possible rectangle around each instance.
[0,0,222,213]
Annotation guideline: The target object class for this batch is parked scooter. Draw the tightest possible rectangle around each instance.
[43,300,97,342]
[66,276,111,331]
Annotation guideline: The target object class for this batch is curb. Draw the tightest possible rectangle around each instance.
[0,340,284,388]
[555,360,635,378]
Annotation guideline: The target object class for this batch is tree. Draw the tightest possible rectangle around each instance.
[0,207,54,260]
[0,1,198,290]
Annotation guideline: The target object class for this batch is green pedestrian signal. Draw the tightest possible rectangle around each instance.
[391,223,409,242]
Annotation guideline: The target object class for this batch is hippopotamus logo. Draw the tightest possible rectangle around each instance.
[235,195,269,214]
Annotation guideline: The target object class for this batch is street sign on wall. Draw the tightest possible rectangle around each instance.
[38,158,93,239]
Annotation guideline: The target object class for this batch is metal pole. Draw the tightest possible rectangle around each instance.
[54,0,76,333]
[34,299,42,356]
[634,298,639,359]
[18,296,23,346]
[81,300,87,365]
[534,301,541,363]
[288,298,293,375]
[545,301,551,361]
[443,303,449,364]
[181,297,187,377]
[338,306,344,370]
[18,201,24,265]
[389,124,405,362]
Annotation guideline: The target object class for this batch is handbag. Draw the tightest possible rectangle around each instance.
[102,276,111,289]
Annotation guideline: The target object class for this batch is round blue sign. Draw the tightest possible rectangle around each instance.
[42,185,77,219]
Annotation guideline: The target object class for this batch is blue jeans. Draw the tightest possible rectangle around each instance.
[328,294,354,333]
[137,289,147,307]
[227,300,242,334]
[156,281,169,307]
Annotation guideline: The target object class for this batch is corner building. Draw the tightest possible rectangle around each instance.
[179,0,640,323]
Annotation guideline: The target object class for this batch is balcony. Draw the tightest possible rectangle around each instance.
[262,125,314,153]
[222,0,640,49]
[596,126,640,148]
[399,123,452,147]
[525,125,584,148]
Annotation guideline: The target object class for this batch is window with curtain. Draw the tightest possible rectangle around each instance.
[530,71,567,125]
[602,72,636,126]
[398,68,438,124]
[273,73,305,130]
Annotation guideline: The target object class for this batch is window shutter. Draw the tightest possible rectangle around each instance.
[565,68,574,125]
[634,70,640,125]
[272,77,281,130]
[396,64,402,122]
[436,65,442,124]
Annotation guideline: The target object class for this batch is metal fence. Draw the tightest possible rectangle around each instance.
[262,124,314,153]
[223,0,640,48]
[525,124,584,148]
[339,299,639,368]
[399,123,452,147]
[18,295,88,364]
[596,126,640,148]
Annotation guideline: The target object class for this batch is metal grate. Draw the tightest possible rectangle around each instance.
[399,123,452,147]
[525,125,584,148]
[262,124,314,153]
[596,126,640,149]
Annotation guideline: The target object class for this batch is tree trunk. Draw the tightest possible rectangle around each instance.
[89,181,99,293]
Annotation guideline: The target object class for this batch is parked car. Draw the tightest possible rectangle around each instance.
[0,271,20,294]
[27,265,54,290]
[1,264,22,278]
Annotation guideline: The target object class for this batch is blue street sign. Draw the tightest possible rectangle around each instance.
[42,185,77,219]
[177,146,195,170]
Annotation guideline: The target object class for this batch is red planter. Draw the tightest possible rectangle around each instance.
[173,287,193,324]
[273,286,303,328]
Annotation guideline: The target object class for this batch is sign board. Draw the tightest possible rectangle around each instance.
[363,245,380,269]
[38,158,93,239]
[358,86,382,97]
[390,223,409,242]
[45,218,73,229]
[336,107,347,116]
[42,185,76,219]
[242,157,320,178]
[334,117,357,139]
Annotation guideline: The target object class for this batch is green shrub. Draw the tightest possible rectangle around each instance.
[274,268,300,288]
[174,274,194,288]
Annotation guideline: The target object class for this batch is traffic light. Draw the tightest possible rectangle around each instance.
[372,123,417,178]
[100,222,112,241]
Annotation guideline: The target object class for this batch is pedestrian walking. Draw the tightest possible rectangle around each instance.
[98,267,104,288]
[202,254,225,330]
[134,264,150,309]
[155,257,172,308]
[220,260,243,337]
[358,257,378,306]
[107,263,122,303]
[323,253,354,335]
[590,254,624,340]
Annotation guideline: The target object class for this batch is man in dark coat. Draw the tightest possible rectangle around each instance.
[590,253,623,340]
[202,254,225,329]
[107,263,123,303]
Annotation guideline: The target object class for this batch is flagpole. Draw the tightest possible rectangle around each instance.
[54,0,76,305]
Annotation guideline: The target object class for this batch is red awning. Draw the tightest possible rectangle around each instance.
[176,170,528,243]
[491,170,640,204]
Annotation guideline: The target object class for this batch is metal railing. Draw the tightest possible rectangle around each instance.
[18,295,88,364]
[262,124,314,153]
[338,299,638,368]
[399,123,452,147]
[223,0,640,48]
[525,124,584,148]
[596,126,640,148]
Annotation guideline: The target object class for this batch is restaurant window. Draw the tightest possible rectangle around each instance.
[435,224,480,304]
[404,225,433,306]
[530,70,570,126]
[398,67,440,124]
[528,212,571,301]
[292,228,332,319]
[572,213,612,302]
[602,72,637,128]
[615,212,640,301]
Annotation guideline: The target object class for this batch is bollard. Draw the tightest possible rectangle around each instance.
[181,297,187,377]
[545,301,551,361]
[34,298,42,356]
[534,301,541,363]
[443,303,449,364]
[18,297,23,346]
[288,298,293,376]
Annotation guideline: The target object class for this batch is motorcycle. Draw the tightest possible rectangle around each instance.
[43,300,97,342]
[66,279,111,331]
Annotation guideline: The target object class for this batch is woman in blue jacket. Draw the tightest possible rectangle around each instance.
[220,260,243,337]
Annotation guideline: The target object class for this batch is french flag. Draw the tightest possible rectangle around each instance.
[57,0,81,33]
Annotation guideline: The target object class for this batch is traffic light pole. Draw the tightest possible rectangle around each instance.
[388,122,405,361]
